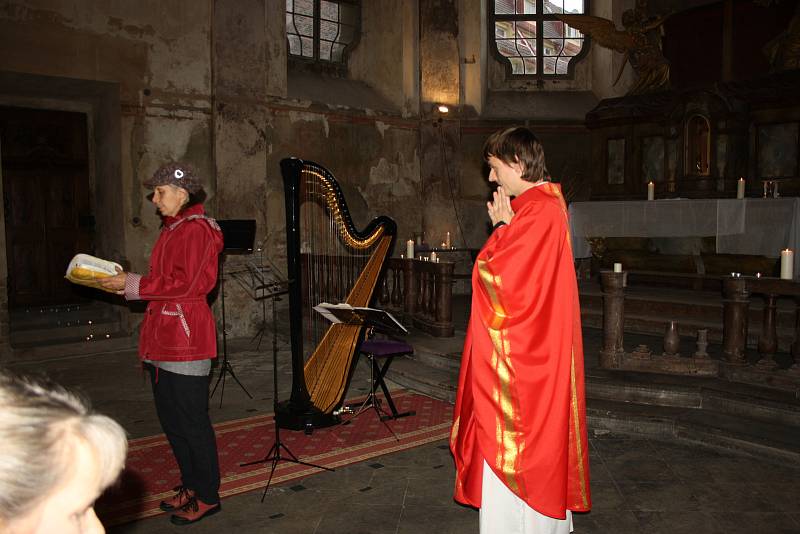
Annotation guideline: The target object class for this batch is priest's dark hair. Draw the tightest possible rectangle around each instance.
[483,126,549,182]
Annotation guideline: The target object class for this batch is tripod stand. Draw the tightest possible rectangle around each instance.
[210,256,253,407]
[240,278,332,502]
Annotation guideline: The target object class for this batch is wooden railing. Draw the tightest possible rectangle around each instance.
[599,271,800,375]
[297,254,455,337]
[377,258,455,337]
[722,276,800,369]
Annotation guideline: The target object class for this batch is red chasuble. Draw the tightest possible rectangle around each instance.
[450,182,591,519]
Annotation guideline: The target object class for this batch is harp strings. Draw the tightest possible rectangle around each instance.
[299,167,372,365]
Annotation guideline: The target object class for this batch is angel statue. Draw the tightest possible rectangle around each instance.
[761,1,800,71]
[558,1,670,95]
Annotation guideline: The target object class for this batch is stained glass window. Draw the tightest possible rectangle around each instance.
[286,0,359,64]
[491,0,588,78]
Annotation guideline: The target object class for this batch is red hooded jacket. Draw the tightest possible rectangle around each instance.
[125,204,224,362]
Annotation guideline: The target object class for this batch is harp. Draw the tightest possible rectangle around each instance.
[276,158,397,431]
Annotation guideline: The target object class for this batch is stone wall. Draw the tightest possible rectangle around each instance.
[0,0,615,342]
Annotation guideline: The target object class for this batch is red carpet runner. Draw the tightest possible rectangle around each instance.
[96,391,453,525]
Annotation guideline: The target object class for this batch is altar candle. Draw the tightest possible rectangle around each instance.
[613,263,623,273]
[430,251,438,262]
[446,231,451,248]
[780,249,794,280]
[406,239,414,259]
[647,181,655,201]
[737,177,745,199]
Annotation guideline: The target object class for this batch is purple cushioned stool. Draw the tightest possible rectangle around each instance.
[357,339,416,422]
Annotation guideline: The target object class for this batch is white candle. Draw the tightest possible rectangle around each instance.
[647,181,655,201]
[613,263,622,273]
[780,249,794,280]
[430,251,438,262]
[406,239,414,259]
[446,231,451,248]
[737,177,745,199]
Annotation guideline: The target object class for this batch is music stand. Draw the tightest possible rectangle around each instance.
[240,265,333,502]
[228,256,273,351]
[210,220,256,407]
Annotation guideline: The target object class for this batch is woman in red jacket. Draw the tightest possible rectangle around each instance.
[100,162,224,525]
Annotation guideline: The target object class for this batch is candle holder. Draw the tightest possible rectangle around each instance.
[663,320,680,356]
[694,329,709,358]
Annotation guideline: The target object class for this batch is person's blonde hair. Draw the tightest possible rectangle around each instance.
[0,368,127,520]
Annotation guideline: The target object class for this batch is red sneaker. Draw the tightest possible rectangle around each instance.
[170,497,221,525]
[159,486,194,512]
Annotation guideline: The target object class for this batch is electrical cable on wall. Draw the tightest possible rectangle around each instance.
[437,122,470,250]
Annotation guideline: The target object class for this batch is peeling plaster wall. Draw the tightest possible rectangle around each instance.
[0,0,623,343]
[0,0,214,338]
[348,0,407,112]
[420,0,461,110]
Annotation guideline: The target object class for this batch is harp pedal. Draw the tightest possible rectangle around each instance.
[333,406,354,416]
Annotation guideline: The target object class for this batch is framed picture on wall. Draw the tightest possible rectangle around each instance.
[641,136,665,183]
[607,138,625,185]
[757,122,799,178]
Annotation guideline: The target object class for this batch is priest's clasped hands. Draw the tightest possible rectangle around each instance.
[487,186,515,226]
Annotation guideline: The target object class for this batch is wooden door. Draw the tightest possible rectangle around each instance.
[1,107,92,308]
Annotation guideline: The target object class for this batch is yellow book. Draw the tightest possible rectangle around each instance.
[65,254,123,293]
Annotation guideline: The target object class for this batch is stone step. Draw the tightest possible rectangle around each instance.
[385,355,458,404]
[10,315,122,345]
[10,302,121,331]
[587,399,800,464]
[7,334,137,363]
[410,347,461,372]
[586,369,800,428]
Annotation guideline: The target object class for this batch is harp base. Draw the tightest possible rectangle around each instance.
[275,399,340,433]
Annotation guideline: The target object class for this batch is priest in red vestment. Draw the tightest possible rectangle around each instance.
[450,126,591,532]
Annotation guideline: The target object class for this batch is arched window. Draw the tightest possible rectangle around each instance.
[286,0,360,65]
[490,0,589,78]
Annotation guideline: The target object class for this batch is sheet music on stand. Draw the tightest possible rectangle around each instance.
[313,302,407,337]
[229,257,289,300]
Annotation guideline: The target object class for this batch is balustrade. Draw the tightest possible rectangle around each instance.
[599,271,800,376]
[376,258,455,337]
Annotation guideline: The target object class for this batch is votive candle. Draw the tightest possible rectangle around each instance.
[613,263,623,273]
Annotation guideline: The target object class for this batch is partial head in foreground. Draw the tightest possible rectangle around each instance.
[0,368,127,534]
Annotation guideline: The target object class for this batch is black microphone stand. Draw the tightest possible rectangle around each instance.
[240,278,332,503]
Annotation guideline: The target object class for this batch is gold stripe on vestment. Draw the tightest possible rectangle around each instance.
[477,259,508,330]
[570,349,589,508]
[450,416,460,447]
[477,258,522,493]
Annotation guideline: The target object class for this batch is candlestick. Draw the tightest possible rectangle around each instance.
[647,181,655,201]
[736,177,745,199]
[613,263,622,273]
[446,231,451,248]
[780,249,794,280]
[406,239,414,259]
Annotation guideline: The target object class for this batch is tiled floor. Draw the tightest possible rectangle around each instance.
[7,330,800,533]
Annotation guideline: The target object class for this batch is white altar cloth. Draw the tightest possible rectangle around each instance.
[568,198,800,273]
